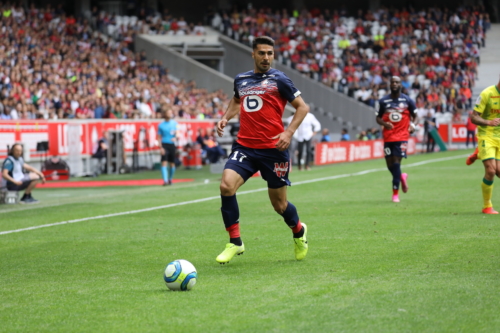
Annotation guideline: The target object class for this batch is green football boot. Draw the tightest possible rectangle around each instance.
[294,223,308,260]
[216,243,245,264]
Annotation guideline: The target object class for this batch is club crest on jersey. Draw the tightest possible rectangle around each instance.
[274,162,288,177]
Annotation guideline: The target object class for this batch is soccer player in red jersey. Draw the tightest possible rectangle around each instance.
[215,36,310,264]
[376,76,417,202]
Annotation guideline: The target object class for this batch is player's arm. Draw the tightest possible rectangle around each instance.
[375,101,393,130]
[408,98,417,133]
[471,91,500,126]
[376,117,393,129]
[217,96,240,137]
[470,111,500,126]
[274,96,309,151]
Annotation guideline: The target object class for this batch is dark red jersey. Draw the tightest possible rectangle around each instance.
[233,69,301,149]
[376,93,416,142]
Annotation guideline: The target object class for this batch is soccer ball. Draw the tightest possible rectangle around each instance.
[164,259,197,291]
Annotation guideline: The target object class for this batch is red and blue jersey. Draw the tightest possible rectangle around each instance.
[234,69,301,149]
[376,93,416,142]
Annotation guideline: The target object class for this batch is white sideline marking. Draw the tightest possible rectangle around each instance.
[0,154,468,236]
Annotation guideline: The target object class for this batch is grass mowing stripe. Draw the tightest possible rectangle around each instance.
[0,153,469,236]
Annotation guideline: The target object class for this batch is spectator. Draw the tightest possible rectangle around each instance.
[320,128,331,142]
[1,143,45,203]
[197,128,225,164]
[424,110,438,153]
[92,131,109,174]
[465,110,477,148]
[340,128,350,141]
[287,112,321,171]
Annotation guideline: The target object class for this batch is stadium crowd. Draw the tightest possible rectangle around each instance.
[91,3,490,124]
[210,5,488,117]
[0,3,489,124]
[0,4,229,120]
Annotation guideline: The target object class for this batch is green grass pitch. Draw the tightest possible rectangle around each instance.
[1,149,499,332]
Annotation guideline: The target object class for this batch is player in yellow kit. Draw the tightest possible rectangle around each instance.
[470,76,500,214]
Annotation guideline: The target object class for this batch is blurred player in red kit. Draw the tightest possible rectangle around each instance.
[376,76,417,202]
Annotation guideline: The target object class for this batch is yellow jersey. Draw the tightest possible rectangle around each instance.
[474,85,500,139]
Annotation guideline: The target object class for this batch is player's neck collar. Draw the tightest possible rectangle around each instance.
[254,68,273,75]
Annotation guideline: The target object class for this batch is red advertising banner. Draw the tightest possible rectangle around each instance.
[0,120,216,159]
[314,138,416,165]
[438,123,474,143]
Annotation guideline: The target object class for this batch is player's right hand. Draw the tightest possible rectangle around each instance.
[14,180,23,186]
[489,118,500,126]
[217,119,228,137]
[384,122,394,130]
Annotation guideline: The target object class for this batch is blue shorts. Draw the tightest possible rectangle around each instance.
[384,141,408,158]
[224,142,291,189]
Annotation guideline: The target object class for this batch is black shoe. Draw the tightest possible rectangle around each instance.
[24,196,39,204]
[168,179,173,185]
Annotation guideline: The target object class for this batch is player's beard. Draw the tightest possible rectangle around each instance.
[256,61,271,73]
[390,87,401,94]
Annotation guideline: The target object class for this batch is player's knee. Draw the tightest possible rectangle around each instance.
[271,201,287,214]
[219,181,236,196]
[485,166,496,178]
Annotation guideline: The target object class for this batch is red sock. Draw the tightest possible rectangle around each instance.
[292,221,302,234]
[393,189,399,195]
[226,223,240,238]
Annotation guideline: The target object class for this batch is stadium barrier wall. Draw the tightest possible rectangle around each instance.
[0,120,217,173]
[437,123,474,145]
[134,35,234,97]
[314,138,416,165]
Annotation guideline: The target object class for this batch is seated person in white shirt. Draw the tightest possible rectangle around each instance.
[1,143,45,203]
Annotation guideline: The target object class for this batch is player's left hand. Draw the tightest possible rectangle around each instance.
[408,123,416,134]
[272,131,292,151]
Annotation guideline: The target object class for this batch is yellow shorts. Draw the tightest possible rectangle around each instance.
[478,136,500,161]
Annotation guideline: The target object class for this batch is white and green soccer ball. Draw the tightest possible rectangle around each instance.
[164,259,197,291]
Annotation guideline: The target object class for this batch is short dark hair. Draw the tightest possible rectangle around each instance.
[252,36,275,50]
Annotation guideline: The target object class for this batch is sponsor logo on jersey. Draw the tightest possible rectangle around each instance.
[398,98,406,101]
[491,109,500,114]
[261,79,269,86]
[242,81,247,86]
[239,75,251,77]
[239,90,266,97]
[273,162,288,177]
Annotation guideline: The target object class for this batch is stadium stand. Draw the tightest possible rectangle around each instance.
[94,4,489,133]
[211,6,487,120]
[0,4,229,120]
